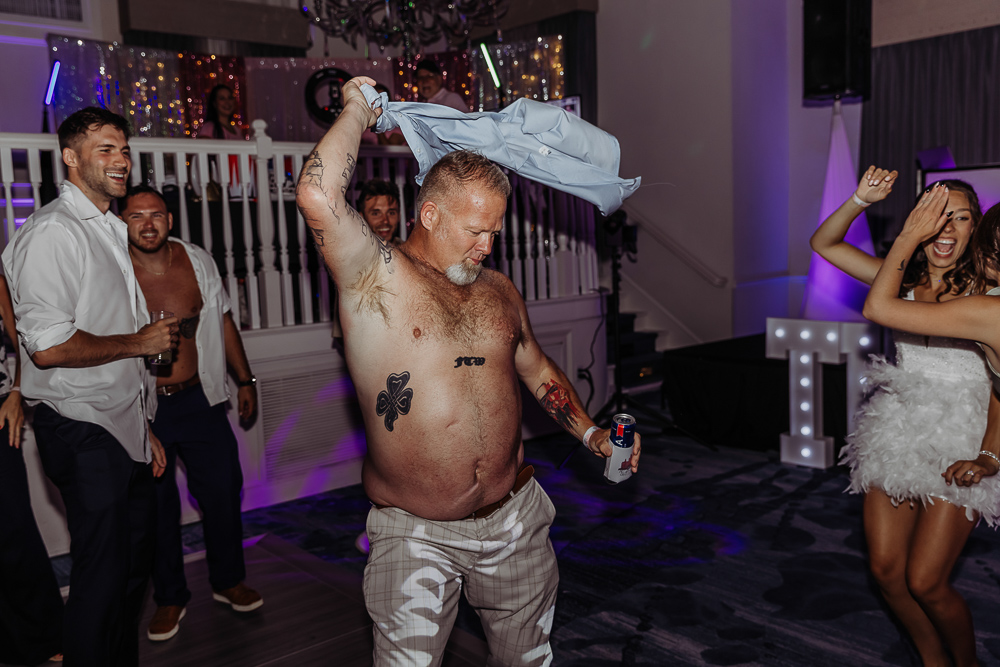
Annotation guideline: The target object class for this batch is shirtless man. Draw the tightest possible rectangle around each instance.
[296,76,641,665]
[120,186,261,643]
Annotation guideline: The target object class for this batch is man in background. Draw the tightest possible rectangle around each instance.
[414,60,469,112]
[357,179,402,243]
[118,185,261,643]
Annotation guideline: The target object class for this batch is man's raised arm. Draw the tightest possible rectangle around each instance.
[295,76,394,284]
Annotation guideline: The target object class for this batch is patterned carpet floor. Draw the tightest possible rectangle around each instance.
[51,429,1000,665]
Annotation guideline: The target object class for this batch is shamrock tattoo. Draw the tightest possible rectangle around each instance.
[375,371,413,432]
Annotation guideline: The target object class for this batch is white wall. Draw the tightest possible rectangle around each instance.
[596,0,735,344]
[595,0,865,344]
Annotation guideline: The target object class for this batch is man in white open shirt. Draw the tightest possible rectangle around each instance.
[118,185,261,643]
[2,107,177,667]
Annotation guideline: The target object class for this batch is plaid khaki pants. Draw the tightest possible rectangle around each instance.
[364,478,558,667]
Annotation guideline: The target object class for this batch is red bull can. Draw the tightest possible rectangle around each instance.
[604,413,635,483]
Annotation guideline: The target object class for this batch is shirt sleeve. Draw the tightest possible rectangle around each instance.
[9,222,82,355]
[192,244,232,315]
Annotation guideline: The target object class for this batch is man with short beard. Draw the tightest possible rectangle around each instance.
[2,107,177,666]
[118,185,261,644]
[296,76,642,666]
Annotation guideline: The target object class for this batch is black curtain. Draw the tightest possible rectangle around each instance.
[860,24,1000,253]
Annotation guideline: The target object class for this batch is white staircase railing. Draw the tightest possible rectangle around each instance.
[0,121,600,330]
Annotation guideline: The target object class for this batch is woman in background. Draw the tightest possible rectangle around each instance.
[197,84,244,140]
[811,168,995,667]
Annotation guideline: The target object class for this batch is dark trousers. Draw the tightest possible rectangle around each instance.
[0,398,64,666]
[32,403,154,667]
[151,384,245,607]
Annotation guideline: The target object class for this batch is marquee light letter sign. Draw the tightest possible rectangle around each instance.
[765,318,879,469]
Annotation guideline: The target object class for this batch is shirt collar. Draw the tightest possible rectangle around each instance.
[61,180,120,224]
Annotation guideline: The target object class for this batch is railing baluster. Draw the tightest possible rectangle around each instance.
[521,178,536,301]
[291,153,313,324]
[273,151,295,326]
[173,151,191,242]
[567,193,581,296]
[532,181,548,301]
[584,203,598,293]
[27,149,42,219]
[216,150,240,324]
[196,152,213,256]
[509,174,524,294]
[0,131,606,336]
[152,151,166,193]
[237,152,261,330]
[544,185,557,299]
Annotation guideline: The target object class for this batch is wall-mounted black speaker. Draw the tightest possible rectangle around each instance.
[803,0,871,103]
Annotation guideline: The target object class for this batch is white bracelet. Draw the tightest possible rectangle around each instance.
[583,425,600,448]
[978,450,1000,470]
[851,192,871,208]
[9,386,19,393]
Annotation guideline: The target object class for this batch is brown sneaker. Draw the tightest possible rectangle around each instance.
[147,605,186,641]
[212,582,263,612]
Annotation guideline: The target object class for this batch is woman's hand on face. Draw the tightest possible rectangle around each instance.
[856,165,898,205]
[900,183,951,243]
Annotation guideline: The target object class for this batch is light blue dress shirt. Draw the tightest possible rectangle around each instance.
[361,85,640,215]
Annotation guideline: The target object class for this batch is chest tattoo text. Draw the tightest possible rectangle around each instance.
[453,356,486,368]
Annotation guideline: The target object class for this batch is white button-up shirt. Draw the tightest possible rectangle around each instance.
[2,181,152,463]
[139,238,233,407]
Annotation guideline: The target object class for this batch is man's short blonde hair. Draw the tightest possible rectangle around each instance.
[416,150,511,216]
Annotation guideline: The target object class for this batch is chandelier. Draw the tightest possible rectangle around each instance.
[303,0,510,56]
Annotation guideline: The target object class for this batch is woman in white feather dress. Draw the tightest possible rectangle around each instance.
[811,169,996,667]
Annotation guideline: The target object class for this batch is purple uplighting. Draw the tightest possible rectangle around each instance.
[801,108,874,322]
[313,376,357,404]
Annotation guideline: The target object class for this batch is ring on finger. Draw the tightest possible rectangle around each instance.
[964,470,976,476]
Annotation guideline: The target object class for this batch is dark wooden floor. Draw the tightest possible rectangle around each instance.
[138,534,488,666]
[0,534,485,667]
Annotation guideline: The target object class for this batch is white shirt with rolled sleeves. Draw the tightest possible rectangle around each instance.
[1,181,154,463]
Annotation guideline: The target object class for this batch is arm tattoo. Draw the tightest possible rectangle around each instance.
[179,314,200,339]
[454,356,486,368]
[898,260,905,272]
[536,380,583,432]
[343,153,356,182]
[302,151,324,187]
[375,371,413,432]
[309,227,325,247]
